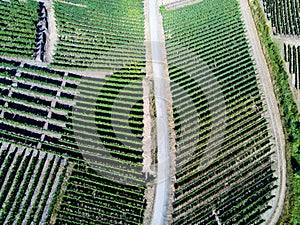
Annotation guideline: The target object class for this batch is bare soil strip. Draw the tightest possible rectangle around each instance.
[239,1,286,224]
[37,0,58,63]
[147,0,174,224]
[142,1,156,223]
[274,35,300,47]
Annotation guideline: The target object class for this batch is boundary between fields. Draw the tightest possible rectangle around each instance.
[238,0,287,224]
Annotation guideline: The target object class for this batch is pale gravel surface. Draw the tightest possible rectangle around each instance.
[148,0,172,224]
[156,0,177,223]
[274,35,300,47]
[39,0,58,64]
[239,1,286,225]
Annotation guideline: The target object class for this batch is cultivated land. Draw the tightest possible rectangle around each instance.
[0,0,293,224]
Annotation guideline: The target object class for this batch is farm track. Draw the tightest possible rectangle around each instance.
[274,35,300,47]
[147,0,173,224]
[239,0,286,224]
[0,0,288,224]
[40,0,58,63]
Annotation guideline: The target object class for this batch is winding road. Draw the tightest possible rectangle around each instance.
[238,1,286,224]
[148,0,171,224]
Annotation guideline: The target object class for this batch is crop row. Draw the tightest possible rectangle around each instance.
[52,63,147,223]
[0,55,147,223]
[55,165,146,225]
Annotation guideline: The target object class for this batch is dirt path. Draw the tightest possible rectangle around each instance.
[238,1,286,224]
[274,35,300,47]
[41,0,58,63]
[147,0,172,224]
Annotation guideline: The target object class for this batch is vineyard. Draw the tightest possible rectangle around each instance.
[0,55,147,224]
[262,0,300,35]
[51,0,145,70]
[0,0,38,58]
[162,0,279,224]
[0,143,68,225]
[284,43,300,89]
[261,0,300,92]
[0,0,289,224]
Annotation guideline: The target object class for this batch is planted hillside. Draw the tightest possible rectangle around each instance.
[0,0,38,58]
[162,0,277,224]
[55,64,147,224]
[251,0,300,223]
[51,0,145,70]
[0,57,147,224]
[0,58,77,150]
[0,143,68,225]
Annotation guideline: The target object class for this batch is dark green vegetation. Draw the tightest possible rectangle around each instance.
[284,43,300,89]
[0,0,294,223]
[52,0,145,70]
[0,55,147,224]
[251,0,300,223]
[162,0,277,224]
[0,144,67,225]
[262,0,300,35]
[0,0,147,223]
[0,0,38,58]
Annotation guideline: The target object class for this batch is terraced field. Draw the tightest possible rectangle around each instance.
[284,43,300,89]
[262,0,300,36]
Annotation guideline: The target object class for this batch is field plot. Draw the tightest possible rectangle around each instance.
[0,57,147,224]
[51,0,145,71]
[54,65,147,224]
[0,0,289,223]
[0,142,68,225]
[284,43,300,89]
[262,0,300,35]
[162,0,278,224]
[0,0,38,58]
